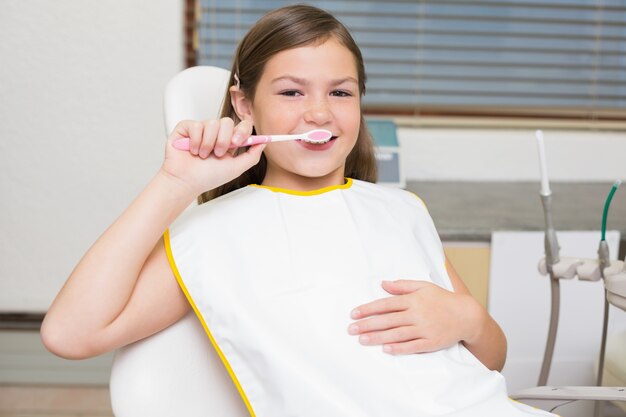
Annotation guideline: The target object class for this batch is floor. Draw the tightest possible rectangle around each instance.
[1,384,624,417]
[0,385,113,417]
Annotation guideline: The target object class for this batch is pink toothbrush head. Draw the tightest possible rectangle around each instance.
[299,129,333,144]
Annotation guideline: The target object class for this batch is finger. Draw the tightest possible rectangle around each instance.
[187,121,206,156]
[358,326,418,346]
[351,296,408,320]
[229,143,266,174]
[381,279,432,296]
[383,338,440,355]
[232,120,253,148]
[214,117,235,157]
[172,120,194,139]
[348,311,408,335]
[198,120,219,159]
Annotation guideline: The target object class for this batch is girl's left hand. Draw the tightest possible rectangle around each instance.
[348,280,483,355]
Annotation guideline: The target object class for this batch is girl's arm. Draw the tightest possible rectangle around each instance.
[445,259,507,372]
[349,258,507,372]
[41,172,196,359]
[41,119,263,359]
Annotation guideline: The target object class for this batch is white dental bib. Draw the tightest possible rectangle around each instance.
[165,179,552,417]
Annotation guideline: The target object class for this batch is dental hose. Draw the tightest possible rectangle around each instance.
[594,180,621,417]
[537,193,561,387]
[601,180,621,243]
[537,273,560,387]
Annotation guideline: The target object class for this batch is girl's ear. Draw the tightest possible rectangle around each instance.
[230,86,254,123]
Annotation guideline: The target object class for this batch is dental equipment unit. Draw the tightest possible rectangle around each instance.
[511,130,626,415]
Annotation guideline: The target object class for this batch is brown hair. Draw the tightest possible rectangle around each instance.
[199,4,377,204]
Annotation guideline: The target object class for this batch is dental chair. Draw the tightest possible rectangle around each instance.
[109,66,247,417]
[110,65,625,416]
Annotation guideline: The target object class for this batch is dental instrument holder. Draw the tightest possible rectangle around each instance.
[538,192,561,387]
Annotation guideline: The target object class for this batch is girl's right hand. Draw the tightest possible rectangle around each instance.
[160,118,265,196]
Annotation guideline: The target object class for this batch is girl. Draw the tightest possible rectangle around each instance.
[42,5,554,417]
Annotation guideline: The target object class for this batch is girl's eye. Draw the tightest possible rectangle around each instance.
[331,90,352,97]
[279,90,302,97]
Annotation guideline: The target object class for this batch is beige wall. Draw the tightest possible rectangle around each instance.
[444,243,491,309]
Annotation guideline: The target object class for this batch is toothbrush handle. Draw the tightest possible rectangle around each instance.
[171,135,272,151]
[172,138,191,151]
[238,135,272,147]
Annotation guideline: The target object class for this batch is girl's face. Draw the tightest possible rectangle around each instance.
[241,38,361,190]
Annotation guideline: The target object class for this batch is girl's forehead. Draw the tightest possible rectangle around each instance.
[261,38,358,83]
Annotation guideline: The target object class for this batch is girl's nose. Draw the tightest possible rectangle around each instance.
[303,99,332,125]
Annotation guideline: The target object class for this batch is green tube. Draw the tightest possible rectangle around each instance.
[601,180,622,241]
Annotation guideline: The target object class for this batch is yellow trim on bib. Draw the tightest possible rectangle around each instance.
[250,177,353,196]
[163,230,256,417]
[408,191,428,210]
[510,398,561,417]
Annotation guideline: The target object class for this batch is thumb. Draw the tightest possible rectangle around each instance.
[231,143,265,173]
[381,279,432,295]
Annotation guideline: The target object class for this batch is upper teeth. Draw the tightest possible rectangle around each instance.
[301,137,332,144]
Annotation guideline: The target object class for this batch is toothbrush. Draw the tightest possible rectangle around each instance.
[172,129,333,151]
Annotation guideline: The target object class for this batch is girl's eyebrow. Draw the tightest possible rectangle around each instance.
[331,77,358,86]
[271,75,358,86]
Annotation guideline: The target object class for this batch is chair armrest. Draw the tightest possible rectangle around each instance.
[512,386,626,402]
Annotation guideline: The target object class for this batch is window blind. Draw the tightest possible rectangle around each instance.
[195,0,626,117]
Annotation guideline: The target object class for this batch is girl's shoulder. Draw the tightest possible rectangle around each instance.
[350,179,429,213]
[171,186,257,228]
